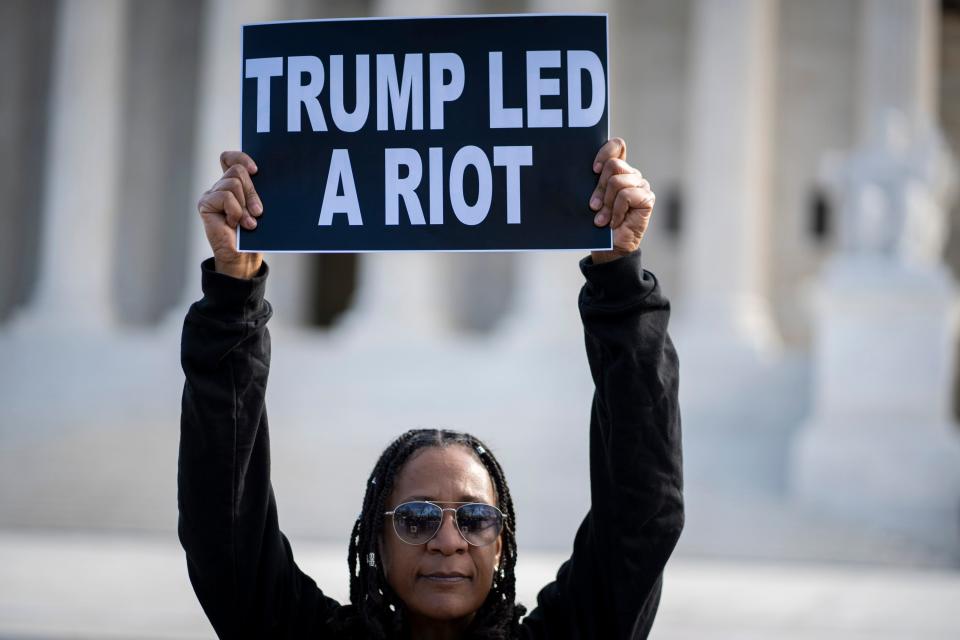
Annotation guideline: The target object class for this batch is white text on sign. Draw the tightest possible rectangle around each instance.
[244,45,604,230]
[244,50,606,133]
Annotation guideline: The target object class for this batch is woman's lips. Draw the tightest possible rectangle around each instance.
[420,572,471,583]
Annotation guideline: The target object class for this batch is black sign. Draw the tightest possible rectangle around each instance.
[239,14,610,252]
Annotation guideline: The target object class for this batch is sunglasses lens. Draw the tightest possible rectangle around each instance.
[456,504,503,546]
[392,502,442,544]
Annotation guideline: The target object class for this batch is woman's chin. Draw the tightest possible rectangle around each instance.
[407,592,478,623]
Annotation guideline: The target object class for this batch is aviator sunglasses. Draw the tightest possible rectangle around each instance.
[384,501,505,547]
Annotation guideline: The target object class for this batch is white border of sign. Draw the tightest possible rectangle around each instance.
[238,13,612,254]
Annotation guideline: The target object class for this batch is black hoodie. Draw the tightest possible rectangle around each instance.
[178,250,683,639]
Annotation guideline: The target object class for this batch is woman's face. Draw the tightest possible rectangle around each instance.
[380,445,503,628]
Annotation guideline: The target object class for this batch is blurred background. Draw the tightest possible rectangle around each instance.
[2,0,960,638]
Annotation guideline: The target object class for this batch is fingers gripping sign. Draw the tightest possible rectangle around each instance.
[197,151,265,279]
[589,137,656,263]
[218,151,265,221]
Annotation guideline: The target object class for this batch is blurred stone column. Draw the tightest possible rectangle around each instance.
[20,0,127,331]
[496,252,585,346]
[670,0,791,497]
[495,0,609,346]
[676,0,780,356]
[528,0,606,12]
[170,0,316,325]
[791,0,960,546]
[0,2,54,325]
[335,0,460,342]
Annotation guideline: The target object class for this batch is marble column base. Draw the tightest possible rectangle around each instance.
[790,259,960,548]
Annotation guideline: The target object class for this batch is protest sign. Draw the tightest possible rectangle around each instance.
[239,14,610,252]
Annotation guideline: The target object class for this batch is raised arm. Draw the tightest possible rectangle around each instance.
[520,140,684,639]
[178,152,338,638]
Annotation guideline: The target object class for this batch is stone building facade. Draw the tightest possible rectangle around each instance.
[1,0,959,563]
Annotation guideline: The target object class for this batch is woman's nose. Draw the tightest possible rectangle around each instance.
[427,510,468,553]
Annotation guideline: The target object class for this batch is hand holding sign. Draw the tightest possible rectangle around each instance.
[196,138,649,276]
[589,138,656,264]
[197,151,265,279]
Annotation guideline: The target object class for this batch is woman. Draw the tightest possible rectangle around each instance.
[178,138,683,639]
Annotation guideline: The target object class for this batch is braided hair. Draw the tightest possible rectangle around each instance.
[330,429,525,639]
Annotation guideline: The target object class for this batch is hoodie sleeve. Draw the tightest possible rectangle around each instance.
[519,250,684,640]
[178,258,340,639]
